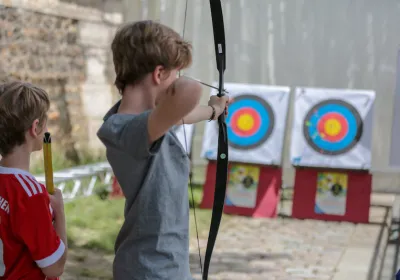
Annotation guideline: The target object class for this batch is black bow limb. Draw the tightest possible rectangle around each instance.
[202,1,228,279]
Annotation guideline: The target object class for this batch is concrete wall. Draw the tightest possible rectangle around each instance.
[121,0,400,191]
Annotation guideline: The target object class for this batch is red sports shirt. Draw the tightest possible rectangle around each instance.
[0,166,65,279]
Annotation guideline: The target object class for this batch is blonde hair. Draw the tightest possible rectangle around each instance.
[111,20,192,93]
[0,81,50,156]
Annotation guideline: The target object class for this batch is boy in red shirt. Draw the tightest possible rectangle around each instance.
[0,81,67,279]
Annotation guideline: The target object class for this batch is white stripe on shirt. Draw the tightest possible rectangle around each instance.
[21,175,38,195]
[35,240,65,268]
[14,174,32,197]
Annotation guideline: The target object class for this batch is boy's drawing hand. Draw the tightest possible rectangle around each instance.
[208,95,233,120]
[49,188,65,218]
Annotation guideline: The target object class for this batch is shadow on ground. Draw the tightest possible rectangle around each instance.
[64,249,291,279]
[190,251,292,279]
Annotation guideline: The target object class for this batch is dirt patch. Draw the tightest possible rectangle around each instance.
[63,248,114,280]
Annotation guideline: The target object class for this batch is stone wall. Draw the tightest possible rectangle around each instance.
[0,0,122,161]
[60,0,122,14]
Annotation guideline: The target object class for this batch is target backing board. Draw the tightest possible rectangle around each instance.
[201,83,290,165]
[174,124,194,155]
[290,87,375,170]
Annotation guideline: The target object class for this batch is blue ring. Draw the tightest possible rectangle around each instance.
[303,99,363,155]
[226,95,274,149]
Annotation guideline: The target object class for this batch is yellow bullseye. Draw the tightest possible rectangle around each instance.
[324,119,341,136]
[237,114,254,131]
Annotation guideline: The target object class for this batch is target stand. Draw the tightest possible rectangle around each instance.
[200,161,282,218]
[201,84,291,218]
[290,90,375,223]
[292,167,371,223]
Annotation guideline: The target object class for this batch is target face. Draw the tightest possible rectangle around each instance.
[303,99,363,155]
[227,94,274,150]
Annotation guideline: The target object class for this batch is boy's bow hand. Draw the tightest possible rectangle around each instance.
[208,95,233,120]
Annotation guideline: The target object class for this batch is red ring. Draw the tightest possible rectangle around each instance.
[230,107,261,137]
[317,112,348,142]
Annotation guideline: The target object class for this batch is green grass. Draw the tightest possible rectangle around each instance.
[65,184,213,253]
[65,196,124,252]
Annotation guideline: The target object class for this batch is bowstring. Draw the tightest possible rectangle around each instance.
[179,0,204,274]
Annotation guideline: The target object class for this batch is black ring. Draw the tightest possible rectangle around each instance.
[303,99,363,156]
[228,94,275,150]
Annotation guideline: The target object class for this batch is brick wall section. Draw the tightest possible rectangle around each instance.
[0,0,122,157]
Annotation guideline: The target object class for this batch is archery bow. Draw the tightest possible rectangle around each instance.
[202,1,228,279]
[181,1,227,279]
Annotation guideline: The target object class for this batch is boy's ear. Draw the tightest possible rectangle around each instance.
[28,119,40,138]
[152,65,169,85]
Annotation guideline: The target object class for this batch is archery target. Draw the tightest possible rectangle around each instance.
[201,83,290,165]
[290,87,375,170]
[303,99,363,155]
[227,95,274,150]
